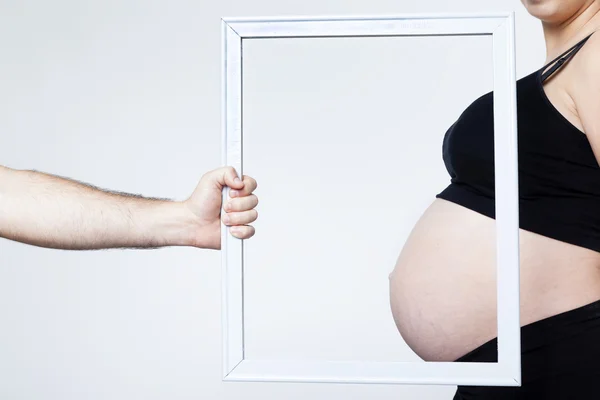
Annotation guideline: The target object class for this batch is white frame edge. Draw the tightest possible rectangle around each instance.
[221,12,520,386]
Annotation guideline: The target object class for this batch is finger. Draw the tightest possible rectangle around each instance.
[229,175,257,198]
[224,194,258,212]
[222,209,258,226]
[208,166,244,190]
[229,225,255,239]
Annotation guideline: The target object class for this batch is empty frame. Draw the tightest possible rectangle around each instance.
[221,12,520,386]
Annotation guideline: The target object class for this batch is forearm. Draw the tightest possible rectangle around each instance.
[0,166,197,249]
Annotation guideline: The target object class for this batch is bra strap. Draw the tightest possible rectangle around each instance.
[540,31,597,82]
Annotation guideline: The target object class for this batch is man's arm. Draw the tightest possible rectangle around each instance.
[0,165,258,250]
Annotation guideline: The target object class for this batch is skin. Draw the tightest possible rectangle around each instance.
[388,0,600,362]
[523,0,600,150]
[0,165,258,250]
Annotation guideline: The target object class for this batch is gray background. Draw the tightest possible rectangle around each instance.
[1,0,543,399]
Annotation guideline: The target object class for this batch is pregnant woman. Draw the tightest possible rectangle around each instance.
[389,0,600,398]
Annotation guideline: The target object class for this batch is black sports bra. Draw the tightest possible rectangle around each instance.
[436,31,600,252]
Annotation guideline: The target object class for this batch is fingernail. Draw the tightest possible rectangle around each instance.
[234,177,241,183]
[222,214,230,223]
[230,190,238,197]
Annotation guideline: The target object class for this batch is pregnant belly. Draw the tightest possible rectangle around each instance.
[389,198,600,362]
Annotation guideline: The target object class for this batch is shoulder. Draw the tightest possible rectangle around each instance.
[573,31,600,90]
[571,31,600,162]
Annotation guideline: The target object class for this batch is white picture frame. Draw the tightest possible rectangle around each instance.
[221,12,520,386]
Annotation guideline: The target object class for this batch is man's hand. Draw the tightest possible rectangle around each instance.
[0,164,259,250]
[184,166,258,250]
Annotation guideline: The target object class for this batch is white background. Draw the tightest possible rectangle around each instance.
[242,34,491,363]
[1,1,543,399]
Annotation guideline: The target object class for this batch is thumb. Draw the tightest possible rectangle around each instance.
[207,166,245,190]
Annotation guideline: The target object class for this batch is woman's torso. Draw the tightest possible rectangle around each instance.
[389,34,600,362]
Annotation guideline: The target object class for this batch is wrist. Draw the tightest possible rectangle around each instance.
[161,201,204,247]
[178,200,221,249]
[134,200,200,248]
